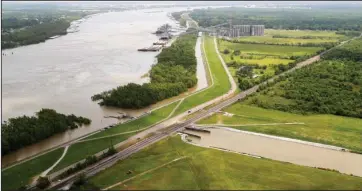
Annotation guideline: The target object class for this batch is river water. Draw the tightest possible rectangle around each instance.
[185,128,362,177]
[1,7,209,166]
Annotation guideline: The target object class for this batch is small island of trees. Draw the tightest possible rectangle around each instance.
[2,108,91,156]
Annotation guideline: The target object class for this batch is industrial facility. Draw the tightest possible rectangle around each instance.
[231,25,265,37]
[216,25,265,37]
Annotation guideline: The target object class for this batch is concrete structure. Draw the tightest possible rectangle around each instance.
[218,25,265,38]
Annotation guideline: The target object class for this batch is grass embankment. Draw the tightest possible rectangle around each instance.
[51,133,137,173]
[197,104,362,153]
[50,101,180,173]
[171,36,231,116]
[88,136,362,190]
[2,148,64,191]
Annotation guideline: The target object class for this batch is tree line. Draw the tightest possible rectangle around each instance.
[190,7,362,31]
[250,38,362,118]
[2,109,91,156]
[2,19,71,49]
[92,34,198,109]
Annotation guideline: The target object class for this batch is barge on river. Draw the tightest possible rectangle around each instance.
[137,45,163,52]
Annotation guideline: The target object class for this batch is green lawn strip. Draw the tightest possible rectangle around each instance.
[84,100,179,140]
[2,148,64,191]
[90,136,362,190]
[264,29,345,38]
[51,133,137,173]
[115,159,200,190]
[236,36,339,45]
[171,36,231,116]
[198,104,362,152]
[219,40,323,57]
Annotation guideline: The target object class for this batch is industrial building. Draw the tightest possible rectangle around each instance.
[216,25,265,37]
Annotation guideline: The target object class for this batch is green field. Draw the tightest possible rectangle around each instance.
[264,29,345,38]
[233,29,348,46]
[171,36,231,116]
[2,148,64,191]
[237,36,338,45]
[219,41,323,57]
[197,104,362,153]
[88,136,362,190]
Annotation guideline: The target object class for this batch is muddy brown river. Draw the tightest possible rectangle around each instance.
[1,6,211,166]
[185,128,362,177]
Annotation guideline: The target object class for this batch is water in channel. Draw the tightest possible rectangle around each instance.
[185,128,362,177]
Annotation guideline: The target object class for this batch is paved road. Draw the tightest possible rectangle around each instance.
[48,34,361,189]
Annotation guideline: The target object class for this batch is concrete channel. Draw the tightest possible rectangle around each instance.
[183,127,362,177]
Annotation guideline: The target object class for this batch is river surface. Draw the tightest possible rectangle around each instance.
[1,6,210,166]
[185,128,362,177]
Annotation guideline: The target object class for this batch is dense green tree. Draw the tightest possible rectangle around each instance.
[1,109,91,155]
[251,56,362,118]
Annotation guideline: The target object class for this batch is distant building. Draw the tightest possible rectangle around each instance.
[219,25,265,37]
[198,32,202,37]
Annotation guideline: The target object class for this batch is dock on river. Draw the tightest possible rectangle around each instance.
[138,45,163,52]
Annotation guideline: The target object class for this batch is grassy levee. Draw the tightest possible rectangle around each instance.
[197,104,362,153]
[89,136,362,190]
[2,148,64,191]
[51,133,137,173]
[85,100,179,140]
[171,36,231,116]
[50,101,180,173]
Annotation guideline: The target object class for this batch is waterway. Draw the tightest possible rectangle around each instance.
[185,128,362,177]
[1,6,209,166]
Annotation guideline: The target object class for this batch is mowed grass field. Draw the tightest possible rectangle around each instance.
[237,36,338,45]
[171,36,231,116]
[197,104,362,153]
[264,29,345,38]
[88,136,362,190]
[235,29,346,45]
[219,40,323,57]
[2,148,64,191]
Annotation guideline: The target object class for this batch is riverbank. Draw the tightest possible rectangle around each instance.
[1,11,101,50]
